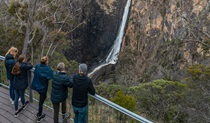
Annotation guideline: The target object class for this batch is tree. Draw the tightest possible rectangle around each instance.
[110,91,136,112]
[185,64,210,123]
[2,0,91,63]
[129,79,188,123]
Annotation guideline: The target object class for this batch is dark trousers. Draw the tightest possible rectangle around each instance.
[38,92,47,116]
[9,78,15,100]
[52,100,66,123]
[14,89,25,110]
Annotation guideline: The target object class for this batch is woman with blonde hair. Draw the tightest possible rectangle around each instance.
[4,46,18,104]
[31,56,54,122]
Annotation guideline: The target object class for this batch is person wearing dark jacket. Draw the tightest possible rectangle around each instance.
[11,55,33,117]
[31,56,53,122]
[51,62,73,123]
[72,63,95,123]
[4,46,18,104]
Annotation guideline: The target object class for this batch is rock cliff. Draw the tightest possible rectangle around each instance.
[114,0,210,84]
[64,0,126,69]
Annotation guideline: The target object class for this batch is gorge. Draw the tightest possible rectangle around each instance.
[88,0,131,82]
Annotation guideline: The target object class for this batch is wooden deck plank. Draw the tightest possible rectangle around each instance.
[0,86,72,123]
[0,115,12,123]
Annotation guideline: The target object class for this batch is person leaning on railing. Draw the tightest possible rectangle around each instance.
[11,55,33,117]
[4,46,18,104]
[72,63,96,123]
[50,62,73,123]
[31,56,54,122]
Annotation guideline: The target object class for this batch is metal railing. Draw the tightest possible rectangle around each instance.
[0,55,153,123]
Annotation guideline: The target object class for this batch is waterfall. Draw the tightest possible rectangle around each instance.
[88,0,131,77]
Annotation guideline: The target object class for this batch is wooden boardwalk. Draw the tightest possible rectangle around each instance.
[0,87,70,123]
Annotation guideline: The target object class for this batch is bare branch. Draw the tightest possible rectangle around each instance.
[18,23,24,34]
[28,28,37,44]
[183,39,210,48]
[15,12,26,25]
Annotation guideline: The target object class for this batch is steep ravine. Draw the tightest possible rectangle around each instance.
[112,0,210,85]
[63,0,127,68]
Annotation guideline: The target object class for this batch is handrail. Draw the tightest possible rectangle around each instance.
[0,55,153,123]
[0,55,4,60]
[89,94,153,123]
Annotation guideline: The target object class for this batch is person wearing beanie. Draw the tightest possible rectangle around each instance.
[51,62,73,123]
[72,63,95,123]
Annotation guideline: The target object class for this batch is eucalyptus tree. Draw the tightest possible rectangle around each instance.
[2,0,91,63]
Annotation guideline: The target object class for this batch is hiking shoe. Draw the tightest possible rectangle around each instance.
[14,108,23,118]
[37,114,45,122]
[62,112,71,123]
[22,101,29,109]
[10,98,14,104]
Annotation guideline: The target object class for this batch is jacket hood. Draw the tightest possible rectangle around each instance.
[74,74,88,87]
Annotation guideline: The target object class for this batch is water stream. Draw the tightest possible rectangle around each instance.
[88,0,131,78]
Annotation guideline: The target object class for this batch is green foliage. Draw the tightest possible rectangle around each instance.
[8,1,21,15]
[32,48,78,75]
[49,51,78,74]
[110,91,136,112]
[185,64,210,122]
[129,79,188,122]
[186,64,210,89]
[95,83,124,98]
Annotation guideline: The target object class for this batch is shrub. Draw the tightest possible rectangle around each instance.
[110,91,136,112]
[129,79,188,122]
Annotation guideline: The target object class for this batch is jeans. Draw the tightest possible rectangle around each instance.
[73,105,88,123]
[14,89,25,110]
[52,100,66,123]
[9,78,15,101]
[38,92,47,116]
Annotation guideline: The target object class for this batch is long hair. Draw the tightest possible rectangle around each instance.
[11,55,25,75]
[5,46,18,58]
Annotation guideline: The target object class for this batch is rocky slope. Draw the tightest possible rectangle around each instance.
[64,0,126,69]
[113,0,210,85]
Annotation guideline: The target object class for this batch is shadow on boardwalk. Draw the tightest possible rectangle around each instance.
[0,87,71,123]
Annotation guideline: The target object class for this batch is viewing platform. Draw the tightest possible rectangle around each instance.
[0,87,62,123]
[0,55,153,123]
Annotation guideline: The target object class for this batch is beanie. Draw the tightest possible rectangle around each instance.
[79,63,87,74]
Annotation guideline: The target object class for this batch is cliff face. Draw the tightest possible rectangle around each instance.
[114,0,210,84]
[64,0,126,67]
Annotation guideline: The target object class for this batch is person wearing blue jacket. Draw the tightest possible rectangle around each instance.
[4,46,18,104]
[72,63,95,123]
[51,62,73,123]
[11,55,33,117]
[31,56,53,122]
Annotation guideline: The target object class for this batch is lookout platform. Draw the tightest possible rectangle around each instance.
[0,87,67,123]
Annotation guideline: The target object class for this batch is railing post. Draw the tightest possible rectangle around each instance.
[28,70,33,102]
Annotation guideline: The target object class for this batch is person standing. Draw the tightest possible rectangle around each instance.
[31,56,53,122]
[4,46,18,104]
[72,63,95,123]
[51,62,73,123]
[11,55,33,117]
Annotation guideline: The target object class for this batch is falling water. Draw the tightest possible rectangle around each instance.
[88,0,131,77]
